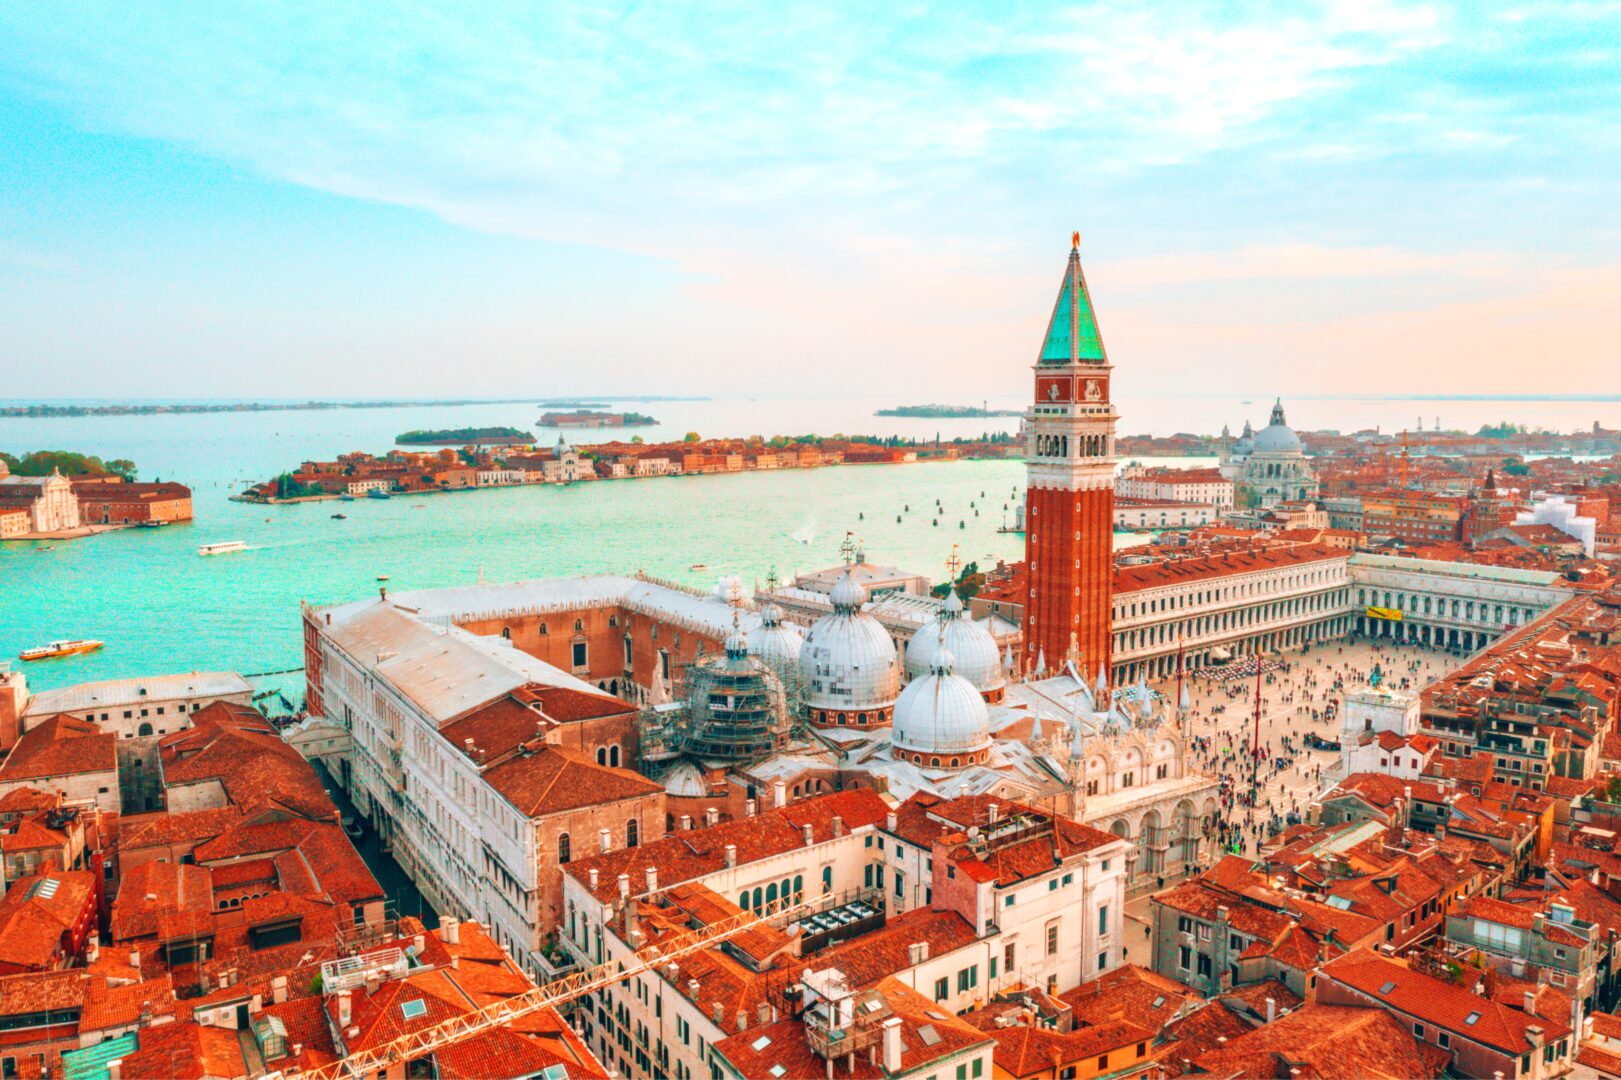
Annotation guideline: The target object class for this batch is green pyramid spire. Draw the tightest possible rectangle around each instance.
[1038,233,1107,365]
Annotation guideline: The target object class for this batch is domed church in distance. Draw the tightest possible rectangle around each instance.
[1221,397,1320,508]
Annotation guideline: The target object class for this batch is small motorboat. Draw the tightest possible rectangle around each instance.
[20,639,103,661]
[199,540,248,556]
[340,493,356,501]
[331,513,347,520]
[366,489,393,500]
[690,563,709,571]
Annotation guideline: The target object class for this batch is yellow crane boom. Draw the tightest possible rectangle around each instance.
[287,895,802,1080]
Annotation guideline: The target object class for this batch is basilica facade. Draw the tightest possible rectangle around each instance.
[1220,398,1320,508]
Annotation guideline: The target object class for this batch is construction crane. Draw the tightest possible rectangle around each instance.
[287,895,804,1080]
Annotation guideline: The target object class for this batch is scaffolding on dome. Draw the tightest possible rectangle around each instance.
[681,651,791,764]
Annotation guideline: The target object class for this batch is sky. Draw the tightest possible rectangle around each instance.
[1,1,1618,403]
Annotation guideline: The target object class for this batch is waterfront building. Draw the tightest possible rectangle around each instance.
[15,670,254,743]
[1114,497,1219,531]
[0,469,80,534]
[1220,399,1319,509]
[306,597,667,965]
[68,475,194,525]
[1117,465,1234,512]
[1022,234,1117,680]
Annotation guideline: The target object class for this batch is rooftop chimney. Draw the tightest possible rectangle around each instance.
[705,807,719,826]
[443,919,460,945]
[745,799,757,817]
[988,802,1000,823]
[774,778,787,807]
[589,868,600,891]
[832,814,846,838]
[803,823,815,846]
[618,873,632,901]
[712,1003,725,1024]
[646,866,659,892]
[129,950,140,970]
[86,934,99,964]
[688,978,701,998]
[338,990,352,1028]
[882,1016,904,1072]
[681,814,693,831]
[600,827,612,852]
[1266,997,1276,1024]
[106,1062,121,1080]
[272,976,288,1005]
[886,811,898,831]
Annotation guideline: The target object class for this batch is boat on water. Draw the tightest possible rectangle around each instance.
[198,540,249,556]
[690,563,709,571]
[138,520,167,529]
[340,493,356,501]
[366,489,393,500]
[20,639,103,661]
[331,513,347,520]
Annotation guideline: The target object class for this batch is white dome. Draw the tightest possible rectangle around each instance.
[829,569,867,612]
[800,588,900,712]
[905,592,1004,694]
[891,649,991,760]
[750,601,805,668]
[663,760,707,797]
[1251,399,1301,453]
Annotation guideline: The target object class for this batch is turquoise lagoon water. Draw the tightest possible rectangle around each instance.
[5,390,1612,699]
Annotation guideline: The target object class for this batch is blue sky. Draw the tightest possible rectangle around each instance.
[1,1,1618,401]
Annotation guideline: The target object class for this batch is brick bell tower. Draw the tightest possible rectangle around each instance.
[1022,231,1116,679]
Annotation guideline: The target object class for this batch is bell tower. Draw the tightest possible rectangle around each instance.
[1022,232,1116,679]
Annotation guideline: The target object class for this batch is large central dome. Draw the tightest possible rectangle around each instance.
[904,588,1006,702]
[799,568,900,729]
[1251,398,1301,453]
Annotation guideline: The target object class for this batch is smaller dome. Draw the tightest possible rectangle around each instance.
[724,619,749,658]
[829,569,867,612]
[663,761,707,797]
[891,645,992,761]
[751,602,805,668]
[905,591,1005,695]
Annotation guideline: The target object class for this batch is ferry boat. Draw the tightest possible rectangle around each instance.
[198,540,249,556]
[20,639,103,661]
[138,520,168,529]
[339,493,356,502]
[366,489,392,500]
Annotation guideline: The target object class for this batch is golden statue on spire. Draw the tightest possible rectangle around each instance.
[1071,230,1080,250]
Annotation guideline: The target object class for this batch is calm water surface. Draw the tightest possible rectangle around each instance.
[3,391,1613,698]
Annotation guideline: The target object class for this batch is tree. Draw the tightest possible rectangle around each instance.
[630,435,644,444]
[684,431,701,443]
[105,458,137,481]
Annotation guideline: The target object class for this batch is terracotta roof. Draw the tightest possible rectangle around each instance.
[0,871,94,968]
[1190,1002,1444,1079]
[159,701,333,818]
[0,715,117,781]
[480,744,661,819]
[986,1019,1152,1078]
[566,788,890,902]
[1321,948,1568,1053]
[1061,964,1200,1031]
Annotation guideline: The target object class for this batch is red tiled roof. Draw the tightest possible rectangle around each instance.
[481,744,661,819]
[1190,1002,1444,1079]
[0,715,116,781]
[1061,964,1199,1031]
[1322,948,1569,1053]
[566,789,890,902]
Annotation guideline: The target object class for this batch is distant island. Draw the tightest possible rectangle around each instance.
[538,400,610,408]
[876,404,1024,418]
[539,410,658,428]
[2,448,138,480]
[396,426,534,445]
[1,397,548,419]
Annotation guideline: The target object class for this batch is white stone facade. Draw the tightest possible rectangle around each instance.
[1348,554,1570,653]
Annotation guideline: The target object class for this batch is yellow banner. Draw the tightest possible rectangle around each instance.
[1366,606,1403,621]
